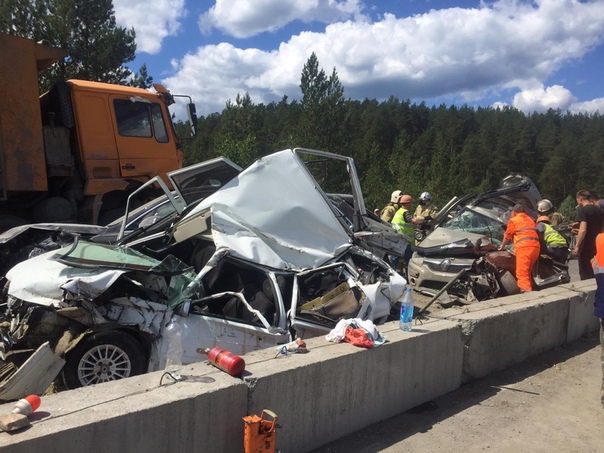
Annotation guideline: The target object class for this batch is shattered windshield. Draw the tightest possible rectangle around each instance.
[441,205,507,244]
[55,241,192,275]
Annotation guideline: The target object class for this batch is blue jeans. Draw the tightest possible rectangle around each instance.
[390,245,413,279]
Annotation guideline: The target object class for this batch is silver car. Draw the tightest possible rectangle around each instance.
[0,148,407,401]
[408,174,542,296]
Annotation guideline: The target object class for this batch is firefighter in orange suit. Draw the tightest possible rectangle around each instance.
[498,204,541,292]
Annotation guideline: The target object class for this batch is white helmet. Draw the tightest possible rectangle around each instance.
[419,192,432,202]
[390,190,402,203]
[537,199,553,213]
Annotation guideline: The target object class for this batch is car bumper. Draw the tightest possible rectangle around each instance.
[408,253,475,294]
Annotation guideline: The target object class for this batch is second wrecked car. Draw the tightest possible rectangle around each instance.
[0,148,407,400]
[408,175,570,303]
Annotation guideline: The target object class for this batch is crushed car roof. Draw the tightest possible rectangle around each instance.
[174,149,356,270]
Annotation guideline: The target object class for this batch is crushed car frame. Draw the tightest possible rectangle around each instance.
[0,148,408,401]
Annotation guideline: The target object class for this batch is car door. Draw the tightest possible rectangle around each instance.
[114,157,242,243]
[292,148,408,258]
[177,314,289,361]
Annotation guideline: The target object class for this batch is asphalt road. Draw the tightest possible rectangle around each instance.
[311,259,603,453]
[310,332,603,453]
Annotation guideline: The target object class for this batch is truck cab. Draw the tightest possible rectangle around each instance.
[0,32,197,229]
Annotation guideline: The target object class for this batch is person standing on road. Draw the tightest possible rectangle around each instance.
[381,190,402,223]
[391,194,422,276]
[590,232,604,409]
[498,204,541,292]
[573,190,604,280]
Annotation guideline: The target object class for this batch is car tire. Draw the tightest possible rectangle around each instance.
[497,270,520,296]
[62,330,147,389]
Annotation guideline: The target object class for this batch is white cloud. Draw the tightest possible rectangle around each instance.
[512,85,575,113]
[569,98,604,115]
[164,43,276,117]
[113,0,187,54]
[162,0,604,116]
[198,0,366,38]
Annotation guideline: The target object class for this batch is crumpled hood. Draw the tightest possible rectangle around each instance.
[0,223,105,244]
[416,228,488,252]
[5,248,127,306]
[178,150,353,270]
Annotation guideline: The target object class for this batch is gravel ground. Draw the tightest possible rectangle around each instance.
[312,259,603,453]
[311,333,603,453]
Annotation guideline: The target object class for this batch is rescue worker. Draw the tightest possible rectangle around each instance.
[381,190,402,223]
[391,194,423,276]
[414,192,438,220]
[574,190,604,280]
[536,215,569,264]
[590,232,604,408]
[537,199,564,226]
[498,204,541,293]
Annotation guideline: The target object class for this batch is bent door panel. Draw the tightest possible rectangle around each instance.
[178,314,289,359]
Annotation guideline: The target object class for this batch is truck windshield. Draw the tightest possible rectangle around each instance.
[114,99,169,143]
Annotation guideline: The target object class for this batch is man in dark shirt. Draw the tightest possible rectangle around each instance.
[574,190,604,279]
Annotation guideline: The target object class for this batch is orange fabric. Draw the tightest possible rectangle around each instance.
[504,211,540,292]
[504,212,540,247]
[593,233,604,269]
[516,246,540,292]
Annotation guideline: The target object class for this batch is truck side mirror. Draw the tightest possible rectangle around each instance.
[186,103,198,138]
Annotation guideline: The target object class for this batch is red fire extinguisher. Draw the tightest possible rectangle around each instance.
[197,347,246,377]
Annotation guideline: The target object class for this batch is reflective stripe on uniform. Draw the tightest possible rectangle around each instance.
[392,207,415,245]
[542,223,567,246]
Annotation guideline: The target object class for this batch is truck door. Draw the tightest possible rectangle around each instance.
[112,97,182,181]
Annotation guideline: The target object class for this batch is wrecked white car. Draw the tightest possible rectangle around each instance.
[0,148,407,400]
[0,156,243,280]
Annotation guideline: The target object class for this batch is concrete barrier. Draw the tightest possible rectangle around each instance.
[561,280,600,341]
[0,285,598,453]
[245,319,463,453]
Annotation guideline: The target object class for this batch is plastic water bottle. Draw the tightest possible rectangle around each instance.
[164,319,184,374]
[399,286,414,331]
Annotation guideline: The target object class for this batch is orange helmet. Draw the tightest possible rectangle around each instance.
[399,194,413,204]
[537,215,551,224]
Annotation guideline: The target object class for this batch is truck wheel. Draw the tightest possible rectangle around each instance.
[62,331,147,389]
[98,208,125,225]
[0,215,27,232]
[32,197,73,223]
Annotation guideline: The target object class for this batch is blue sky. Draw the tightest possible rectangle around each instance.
[112,0,604,118]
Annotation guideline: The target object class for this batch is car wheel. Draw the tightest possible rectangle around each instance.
[497,270,520,296]
[62,331,147,389]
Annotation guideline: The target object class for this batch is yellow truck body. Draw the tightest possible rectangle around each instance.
[0,32,196,227]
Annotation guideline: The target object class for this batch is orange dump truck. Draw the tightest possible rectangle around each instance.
[0,32,197,229]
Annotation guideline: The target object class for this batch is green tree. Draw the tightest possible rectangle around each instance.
[1,0,137,91]
[212,92,262,168]
[298,52,345,152]
[129,63,153,89]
